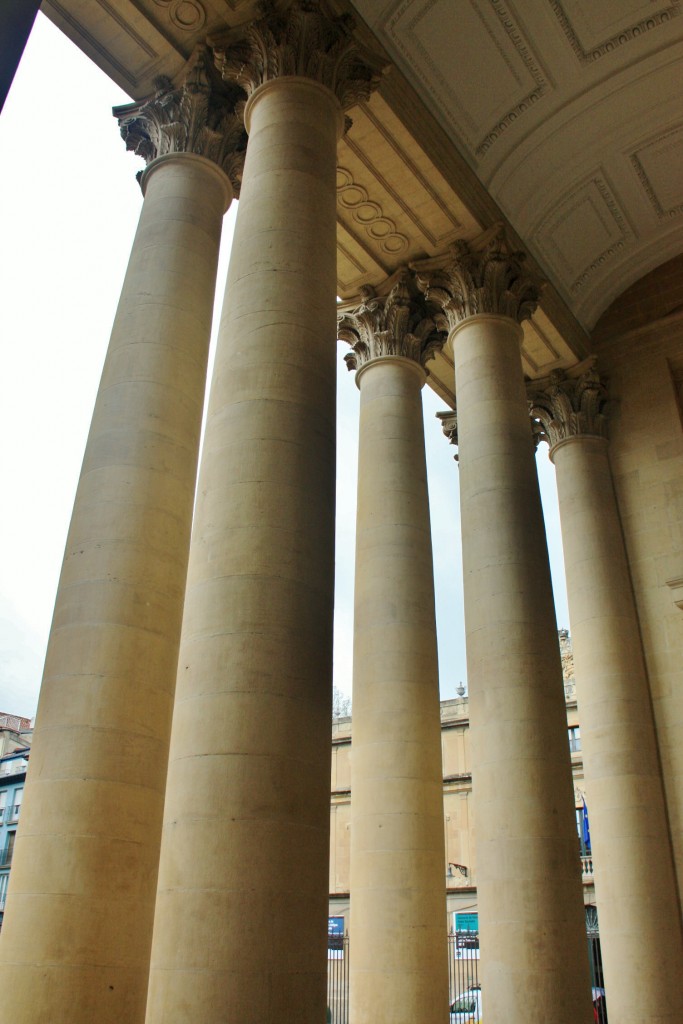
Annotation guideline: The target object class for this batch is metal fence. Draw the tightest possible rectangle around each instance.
[328,928,606,1022]
[327,933,350,1024]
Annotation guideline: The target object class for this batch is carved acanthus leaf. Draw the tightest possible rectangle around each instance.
[211,0,387,110]
[411,224,543,330]
[114,45,247,193]
[436,410,459,461]
[527,363,609,451]
[338,271,446,374]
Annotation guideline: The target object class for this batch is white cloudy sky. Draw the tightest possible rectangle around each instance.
[0,13,569,719]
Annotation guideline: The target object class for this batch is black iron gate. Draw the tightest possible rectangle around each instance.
[328,925,605,1022]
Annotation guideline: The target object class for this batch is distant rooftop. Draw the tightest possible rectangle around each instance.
[0,713,32,732]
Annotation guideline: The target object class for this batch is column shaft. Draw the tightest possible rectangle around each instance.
[145,78,340,1024]
[552,435,683,1024]
[350,357,448,1024]
[0,153,230,1023]
[454,315,593,1024]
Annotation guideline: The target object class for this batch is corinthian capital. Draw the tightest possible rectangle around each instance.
[114,45,247,191]
[211,0,386,109]
[337,271,445,374]
[411,224,543,332]
[528,362,609,452]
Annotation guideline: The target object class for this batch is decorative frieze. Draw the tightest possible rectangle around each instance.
[527,362,609,452]
[337,271,445,374]
[411,224,542,332]
[114,44,247,191]
[211,0,386,110]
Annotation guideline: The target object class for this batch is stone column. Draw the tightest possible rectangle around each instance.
[144,7,384,1024]
[0,50,242,1024]
[338,274,448,1024]
[413,228,594,1024]
[529,366,683,1024]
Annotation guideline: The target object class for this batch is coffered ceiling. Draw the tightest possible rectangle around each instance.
[352,0,683,329]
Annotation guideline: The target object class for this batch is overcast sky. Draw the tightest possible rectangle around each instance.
[0,13,569,720]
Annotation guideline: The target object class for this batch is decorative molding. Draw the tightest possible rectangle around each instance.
[337,270,445,373]
[534,171,633,296]
[343,135,438,247]
[114,45,247,192]
[436,410,459,460]
[631,124,683,220]
[152,0,206,32]
[359,102,462,234]
[527,362,609,452]
[477,0,549,157]
[383,0,549,158]
[549,1,681,65]
[336,167,409,256]
[211,0,387,109]
[411,223,542,331]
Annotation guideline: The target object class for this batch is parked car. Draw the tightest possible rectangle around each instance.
[449,985,482,1023]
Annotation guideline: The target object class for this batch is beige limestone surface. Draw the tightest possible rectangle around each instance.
[552,432,683,1024]
[349,355,448,1024]
[145,77,341,1024]
[453,313,593,1024]
[595,318,683,903]
[0,152,231,1024]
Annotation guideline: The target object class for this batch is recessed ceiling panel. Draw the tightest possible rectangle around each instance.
[631,125,683,219]
[549,0,680,62]
[382,0,549,158]
[535,173,633,295]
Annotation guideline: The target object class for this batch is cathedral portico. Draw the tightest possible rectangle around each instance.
[2,2,683,1023]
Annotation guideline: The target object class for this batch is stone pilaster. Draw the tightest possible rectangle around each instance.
[0,57,240,1024]
[144,8,386,1024]
[412,227,594,1024]
[530,365,683,1024]
[339,272,448,1024]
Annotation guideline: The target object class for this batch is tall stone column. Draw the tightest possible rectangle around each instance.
[529,366,683,1024]
[413,228,594,1024]
[144,7,384,1024]
[338,274,448,1024]
[0,50,242,1024]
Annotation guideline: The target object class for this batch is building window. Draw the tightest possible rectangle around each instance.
[2,832,16,868]
[9,787,23,822]
[568,726,581,753]
[0,791,6,823]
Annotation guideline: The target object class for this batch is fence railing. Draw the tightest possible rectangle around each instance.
[327,933,349,1024]
[328,929,605,1022]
